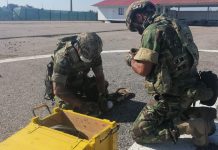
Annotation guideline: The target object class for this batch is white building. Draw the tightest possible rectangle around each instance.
[93,0,136,22]
[93,0,218,25]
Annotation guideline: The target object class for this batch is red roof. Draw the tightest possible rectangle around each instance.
[93,0,218,6]
[153,0,218,5]
[93,0,136,7]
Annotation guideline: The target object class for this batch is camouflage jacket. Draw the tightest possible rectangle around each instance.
[134,15,199,96]
[51,37,102,89]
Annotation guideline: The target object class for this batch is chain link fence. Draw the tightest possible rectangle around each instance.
[0,7,97,21]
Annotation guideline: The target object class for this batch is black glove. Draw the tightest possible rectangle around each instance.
[199,71,218,106]
[98,93,113,113]
[130,48,139,55]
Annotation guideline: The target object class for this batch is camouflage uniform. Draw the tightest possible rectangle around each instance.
[130,15,216,146]
[52,34,104,109]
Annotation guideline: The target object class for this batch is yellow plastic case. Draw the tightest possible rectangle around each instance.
[0,107,118,150]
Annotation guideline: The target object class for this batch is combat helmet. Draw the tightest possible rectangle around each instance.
[76,32,103,63]
[126,0,156,33]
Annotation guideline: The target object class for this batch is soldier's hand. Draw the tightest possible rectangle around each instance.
[130,48,139,56]
[79,102,99,115]
[126,48,138,67]
[98,93,113,113]
[126,54,133,67]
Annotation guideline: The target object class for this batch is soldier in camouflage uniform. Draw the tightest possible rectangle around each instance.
[125,0,218,149]
[51,32,113,115]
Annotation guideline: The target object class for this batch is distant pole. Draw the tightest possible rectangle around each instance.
[70,0,73,12]
[50,9,51,21]
[60,10,61,21]
[7,0,8,7]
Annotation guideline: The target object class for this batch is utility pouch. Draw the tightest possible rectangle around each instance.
[199,71,218,106]
[44,58,55,101]
[145,64,172,95]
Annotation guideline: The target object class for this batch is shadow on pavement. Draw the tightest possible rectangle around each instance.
[101,98,145,123]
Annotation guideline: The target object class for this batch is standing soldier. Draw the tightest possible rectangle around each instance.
[125,0,218,149]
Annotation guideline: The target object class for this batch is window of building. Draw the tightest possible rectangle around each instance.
[118,8,124,15]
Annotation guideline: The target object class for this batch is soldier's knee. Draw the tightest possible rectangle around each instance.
[130,127,140,142]
[130,122,154,144]
[130,128,147,144]
[131,127,162,144]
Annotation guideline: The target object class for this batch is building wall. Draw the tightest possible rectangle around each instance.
[96,5,218,25]
[168,11,218,23]
[173,11,208,21]
[208,11,218,20]
[97,6,127,21]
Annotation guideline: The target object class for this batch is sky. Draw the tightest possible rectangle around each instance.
[0,0,217,12]
[0,0,102,11]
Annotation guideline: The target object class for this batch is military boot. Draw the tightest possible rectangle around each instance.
[177,122,192,135]
[177,120,216,136]
[199,71,218,106]
[189,118,216,147]
[108,88,135,103]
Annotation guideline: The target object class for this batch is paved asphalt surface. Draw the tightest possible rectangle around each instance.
[0,21,218,150]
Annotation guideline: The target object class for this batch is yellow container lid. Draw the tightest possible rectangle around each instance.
[0,108,118,150]
[0,123,90,150]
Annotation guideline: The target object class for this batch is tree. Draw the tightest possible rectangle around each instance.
[7,3,18,10]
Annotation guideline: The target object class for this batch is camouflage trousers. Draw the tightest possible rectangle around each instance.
[130,96,217,146]
[55,77,108,110]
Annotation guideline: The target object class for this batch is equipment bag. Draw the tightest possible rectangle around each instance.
[199,71,218,106]
[171,19,199,70]
[44,57,54,101]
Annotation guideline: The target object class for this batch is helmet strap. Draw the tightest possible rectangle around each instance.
[141,12,154,29]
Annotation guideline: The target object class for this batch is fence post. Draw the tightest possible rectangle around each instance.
[50,9,51,21]
[77,12,79,21]
[68,11,70,21]
[25,8,27,20]
[38,9,40,21]
[60,10,61,21]
[85,12,87,21]
[12,9,14,21]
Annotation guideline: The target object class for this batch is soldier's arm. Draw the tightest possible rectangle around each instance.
[92,56,106,95]
[52,81,82,108]
[131,60,154,77]
[130,27,160,77]
[52,55,83,108]
[92,65,106,95]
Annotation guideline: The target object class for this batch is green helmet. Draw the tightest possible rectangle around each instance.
[77,32,103,63]
[126,0,156,33]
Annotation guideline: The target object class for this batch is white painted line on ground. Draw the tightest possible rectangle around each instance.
[200,49,218,53]
[0,49,217,64]
[102,50,129,53]
[0,50,129,64]
[0,54,52,64]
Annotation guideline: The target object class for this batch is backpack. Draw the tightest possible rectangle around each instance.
[145,16,199,95]
[44,35,78,102]
[171,19,199,70]
[44,57,54,101]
